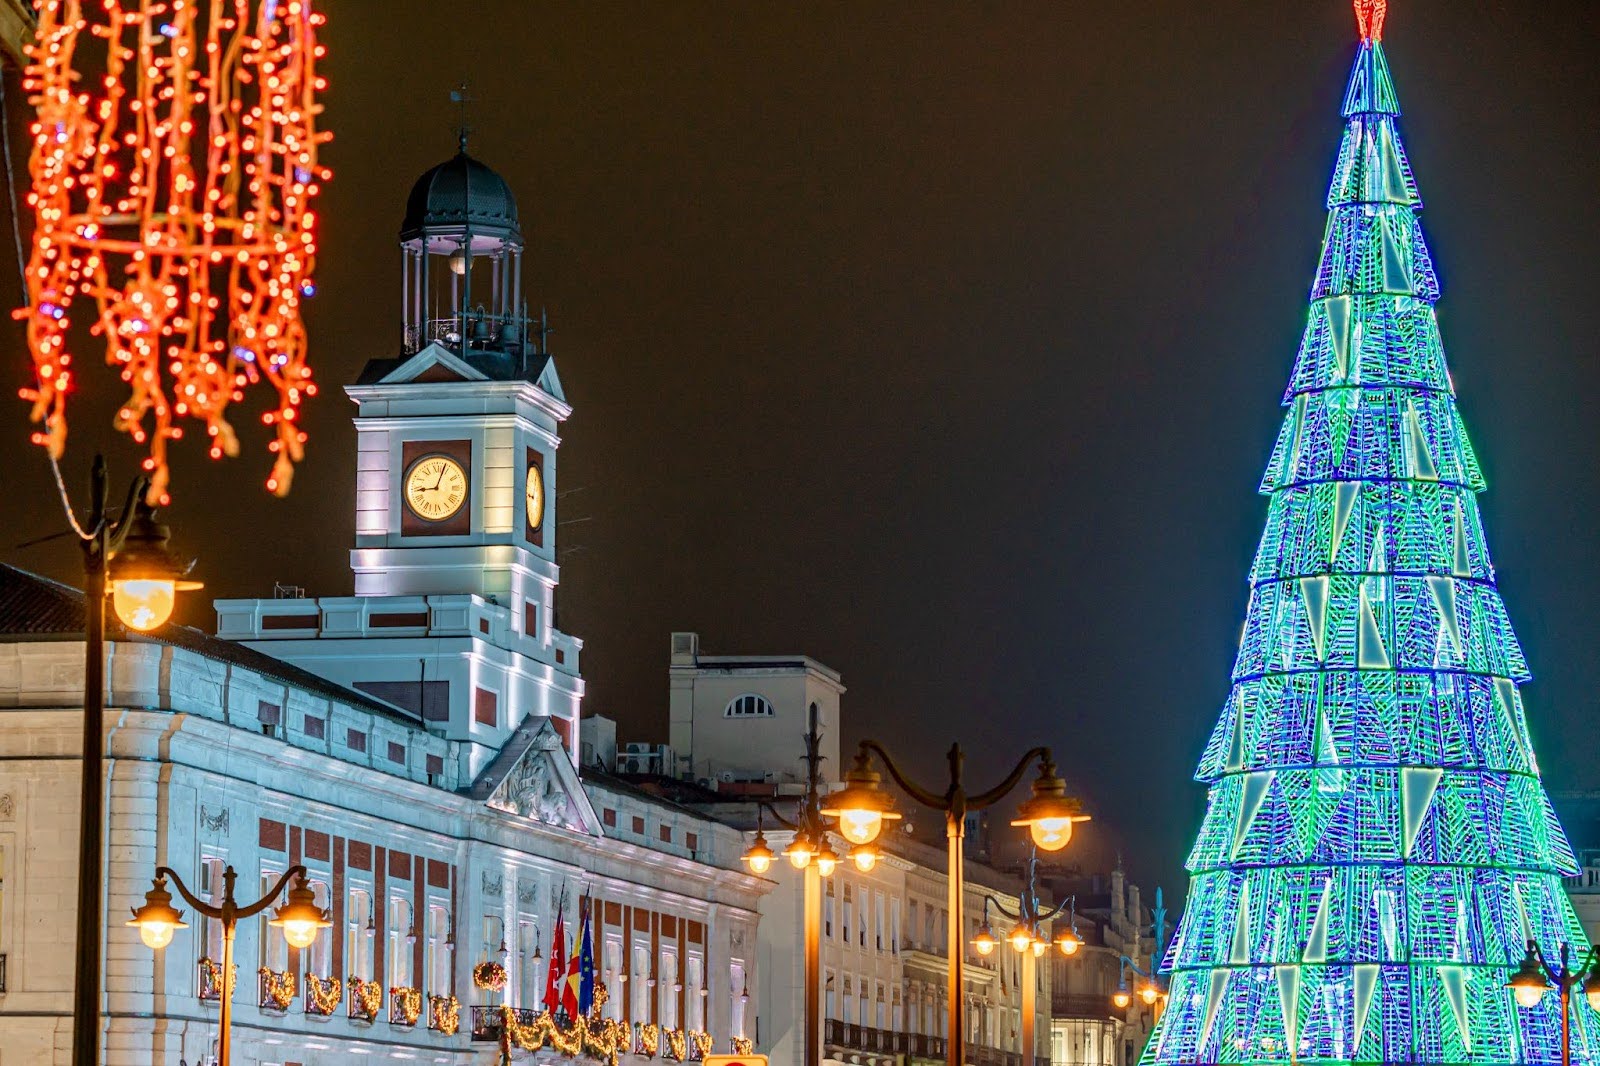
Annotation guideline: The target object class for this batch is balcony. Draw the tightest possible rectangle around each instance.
[473,1005,538,1043]
[258,968,294,1013]
[826,1020,911,1057]
[1052,992,1116,1020]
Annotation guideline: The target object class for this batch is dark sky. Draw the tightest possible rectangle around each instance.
[4,2,1599,900]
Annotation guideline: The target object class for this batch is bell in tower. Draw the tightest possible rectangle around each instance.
[398,132,544,378]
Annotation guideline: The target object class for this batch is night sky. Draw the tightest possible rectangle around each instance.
[3,2,1599,901]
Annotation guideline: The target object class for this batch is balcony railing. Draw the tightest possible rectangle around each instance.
[964,1044,1024,1066]
[390,986,423,1027]
[473,1005,538,1043]
[257,968,294,1013]
[826,1020,912,1056]
[1052,991,1118,1019]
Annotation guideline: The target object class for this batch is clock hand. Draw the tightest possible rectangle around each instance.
[432,466,445,491]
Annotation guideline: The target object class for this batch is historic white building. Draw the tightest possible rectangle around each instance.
[0,145,769,1066]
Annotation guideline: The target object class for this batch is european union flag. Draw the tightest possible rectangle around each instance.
[576,899,596,1016]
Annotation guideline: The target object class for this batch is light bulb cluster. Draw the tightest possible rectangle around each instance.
[17,0,331,503]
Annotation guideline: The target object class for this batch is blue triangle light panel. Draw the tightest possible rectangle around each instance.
[1149,4,1596,1064]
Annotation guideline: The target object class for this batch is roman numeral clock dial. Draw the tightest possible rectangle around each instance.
[404,455,467,522]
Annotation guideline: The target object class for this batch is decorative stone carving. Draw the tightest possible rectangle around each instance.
[0,793,14,819]
[488,742,581,830]
[517,882,538,905]
[199,805,230,834]
[482,872,503,897]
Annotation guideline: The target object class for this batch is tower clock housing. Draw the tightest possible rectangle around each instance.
[216,143,583,777]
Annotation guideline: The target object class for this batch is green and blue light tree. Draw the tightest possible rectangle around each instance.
[1148,4,1598,1063]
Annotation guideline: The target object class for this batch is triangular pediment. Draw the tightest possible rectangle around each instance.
[470,716,600,835]
[376,343,491,385]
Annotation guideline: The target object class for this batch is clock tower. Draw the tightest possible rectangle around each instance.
[216,141,584,774]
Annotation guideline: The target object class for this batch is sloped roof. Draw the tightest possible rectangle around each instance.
[0,564,421,727]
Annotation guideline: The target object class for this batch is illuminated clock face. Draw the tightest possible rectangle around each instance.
[404,455,468,522]
[525,464,545,530]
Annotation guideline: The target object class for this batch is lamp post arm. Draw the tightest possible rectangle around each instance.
[858,740,947,810]
[968,747,1054,811]
[155,867,226,922]
[235,864,308,922]
[985,895,1023,922]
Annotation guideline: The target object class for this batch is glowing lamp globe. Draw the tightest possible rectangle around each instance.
[820,753,901,846]
[1056,931,1082,956]
[972,925,999,958]
[128,879,187,951]
[1031,939,1048,958]
[1010,766,1087,853]
[1507,945,1551,1009]
[1007,922,1034,954]
[741,831,776,875]
[849,844,879,873]
[107,506,201,631]
[1140,984,1160,1006]
[815,844,840,878]
[268,875,332,950]
[1112,989,1132,1010]
[784,831,817,871]
[112,579,176,631]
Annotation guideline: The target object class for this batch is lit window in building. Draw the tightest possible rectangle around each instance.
[722,694,775,718]
[260,867,288,973]
[389,898,415,988]
[307,881,332,977]
[428,905,451,996]
[660,950,678,1028]
[347,886,373,979]
[686,954,704,1030]
[730,961,747,1036]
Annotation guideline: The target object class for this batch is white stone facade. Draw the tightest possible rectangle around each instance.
[0,630,768,1066]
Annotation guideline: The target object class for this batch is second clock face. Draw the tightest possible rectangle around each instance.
[525,464,545,531]
[405,455,468,522]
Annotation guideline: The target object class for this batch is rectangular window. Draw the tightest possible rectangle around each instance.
[603,809,617,828]
[875,893,886,951]
[304,715,325,739]
[200,857,226,977]
[428,904,451,995]
[686,955,704,1030]
[518,919,541,1008]
[346,886,373,979]
[389,897,415,988]
[890,898,900,954]
[824,881,835,939]
[632,816,645,835]
[426,753,444,778]
[307,880,332,976]
[824,970,836,1020]
[388,740,406,765]
[730,961,746,1037]
[633,944,651,1022]
[347,728,367,753]
[686,832,698,852]
[524,600,539,639]
[474,687,498,728]
[660,825,672,844]
[257,700,281,736]
[260,867,288,972]
[842,887,852,945]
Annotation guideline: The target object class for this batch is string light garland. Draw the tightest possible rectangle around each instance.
[16,0,331,503]
[257,967,294,1011]
[304,973,341,1015]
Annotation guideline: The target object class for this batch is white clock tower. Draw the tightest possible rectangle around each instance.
[216,141,584,776]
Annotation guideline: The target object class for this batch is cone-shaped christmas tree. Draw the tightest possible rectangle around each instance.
[1149,5,1597,1064]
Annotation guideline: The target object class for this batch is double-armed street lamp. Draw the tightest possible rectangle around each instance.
[129,864,332,1066]
[970,854,1082,1065]
[1111,955,1167,1021]
[55,455,202,1066]
[820,740,1088,1066]
[1507,940,1600,1066]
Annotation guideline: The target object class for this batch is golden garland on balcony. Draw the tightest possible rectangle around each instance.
[475,960,510,991]
[305,973,341,1015]
[663,1028,689,1061]
[257,968,295,1011]
[198,955,236,998]
[390,985,422,1026]
[690,1032,714,1060]
[731,1037,754,1055]
[499,1005,632,1066]
[637,1022,661,1057]
[348,975,382,1020]
[430,993,461,1035]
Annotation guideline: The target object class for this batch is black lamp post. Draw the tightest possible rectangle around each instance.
[63,455,200,1066]
[1508,940,1600,1066]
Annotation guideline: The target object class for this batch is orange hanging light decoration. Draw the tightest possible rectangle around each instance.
[15,0,331,502]
[1355,0,1388,42]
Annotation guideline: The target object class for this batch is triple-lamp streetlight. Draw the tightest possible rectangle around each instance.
[819,740,1088,1066]
[129,863,333,1066]
[1507,940,1600,1066]
[738,704,862,1066]
[970,854,1082,1065]
[58,456,202,1066]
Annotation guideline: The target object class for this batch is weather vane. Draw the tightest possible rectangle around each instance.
[450,81,475,152]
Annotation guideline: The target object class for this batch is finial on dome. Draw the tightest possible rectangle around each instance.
[450,81,474,153]
[1355,0,1388,43]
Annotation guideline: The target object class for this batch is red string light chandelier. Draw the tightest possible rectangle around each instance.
[1355,0,1388,42]
[16,0,330,502]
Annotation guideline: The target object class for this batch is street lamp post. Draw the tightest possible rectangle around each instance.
[969,854,1080,1066]
[60,455,201,1066]
[739,704,838,1066]
[1111,955,1168,1025]
[822,741,1088,1066]
[129,864,331,1066]
[1507,940,1600,1066]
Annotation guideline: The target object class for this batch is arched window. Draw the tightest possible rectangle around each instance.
[723,694,775,718]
